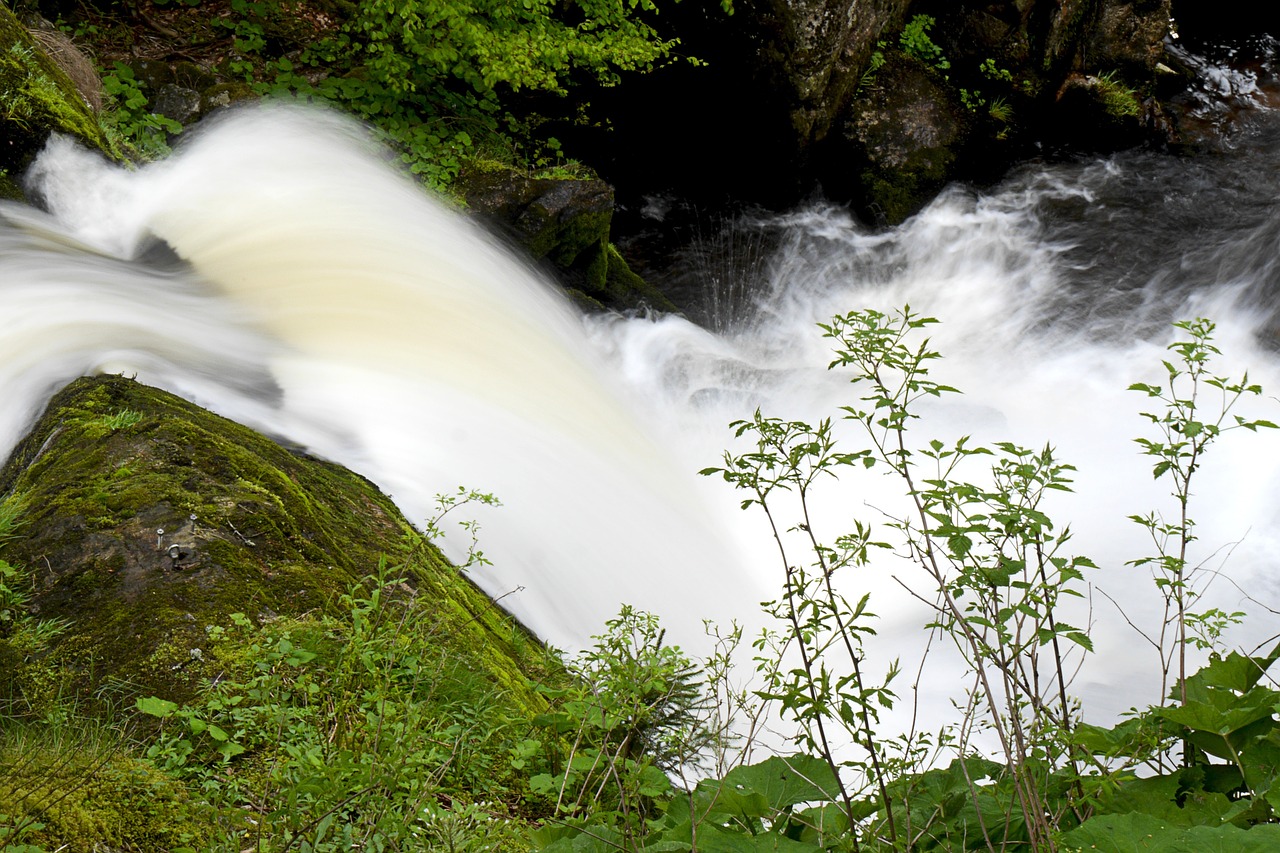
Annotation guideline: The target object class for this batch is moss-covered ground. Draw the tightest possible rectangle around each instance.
[0,375,565,849]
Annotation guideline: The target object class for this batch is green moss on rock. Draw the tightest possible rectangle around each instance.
[0,722,211,853]
[457,164,677,312]
[0,375,553,717]
[0,4,111,172]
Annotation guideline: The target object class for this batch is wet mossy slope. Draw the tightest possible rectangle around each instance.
[0,374,551,709]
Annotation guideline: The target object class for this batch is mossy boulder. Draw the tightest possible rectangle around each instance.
[0,3,110,174]
[837,55,969,225]
[460,166,614,266]
[0,375,552,713]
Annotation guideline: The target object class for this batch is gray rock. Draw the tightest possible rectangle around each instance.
[151,83,202,124]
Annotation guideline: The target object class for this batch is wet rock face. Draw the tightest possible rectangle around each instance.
[836,54,968,224]
[588,0,1179,234]
[1079,0,1175,76]
[458,166,677,312]
[743,0,911,148]
[461,168,615,267]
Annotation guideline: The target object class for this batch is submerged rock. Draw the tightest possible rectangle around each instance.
[0,375,550,707]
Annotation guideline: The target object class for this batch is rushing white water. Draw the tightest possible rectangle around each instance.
[4,105,763,651]
[6,99,1280,738]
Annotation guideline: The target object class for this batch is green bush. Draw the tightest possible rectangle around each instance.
[137,560,542,850]
[228,0,732,188]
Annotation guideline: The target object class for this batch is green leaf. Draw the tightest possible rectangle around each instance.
[1064,814,1280,851]
[136,696,179,718]
[721,755,841,811]
[217,741,246,761]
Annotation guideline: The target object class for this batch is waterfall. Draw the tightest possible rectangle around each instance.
[5,98,1280,732]
[4,104,763,651]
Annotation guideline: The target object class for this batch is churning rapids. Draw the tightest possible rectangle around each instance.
[5,79,1280,733]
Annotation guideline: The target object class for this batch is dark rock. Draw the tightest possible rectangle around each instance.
[462,167,614,265]
[169,60,217,92]
[199,81,256,116]
[574,243,677,313]
[836,55,969,224]
[1077,0,1174,78]
[130,61,228,126]
[151,83,202,124]
[743,0,911,150]
[130,59,174,92]
[458,166,676,312]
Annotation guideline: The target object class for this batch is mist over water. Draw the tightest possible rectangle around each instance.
[4,95,1280,733]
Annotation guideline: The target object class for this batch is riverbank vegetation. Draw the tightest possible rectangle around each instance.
[4,309,1280,851]
[37,0,733,188]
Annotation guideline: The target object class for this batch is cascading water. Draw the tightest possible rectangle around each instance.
[4,74,1280,737]
[2,105,764,652]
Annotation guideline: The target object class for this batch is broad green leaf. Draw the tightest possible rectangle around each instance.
[1184,642,1280,696]
[216,741,246,761]
[1064,814,1280,852]
[721,755,841,810]
[673,822,820,852]
[1096,774,1235,827]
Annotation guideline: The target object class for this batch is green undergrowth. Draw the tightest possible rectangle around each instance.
[0,717,210,852]
[56,0,732,190]
[0,3,113,171]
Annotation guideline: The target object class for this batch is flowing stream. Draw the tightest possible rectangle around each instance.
[5,58,1280,732]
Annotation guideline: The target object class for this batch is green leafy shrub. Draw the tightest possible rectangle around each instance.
[99,63,182,159]
[225,0,732,188]
[527,606,712,845]
[899,15,949,72]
